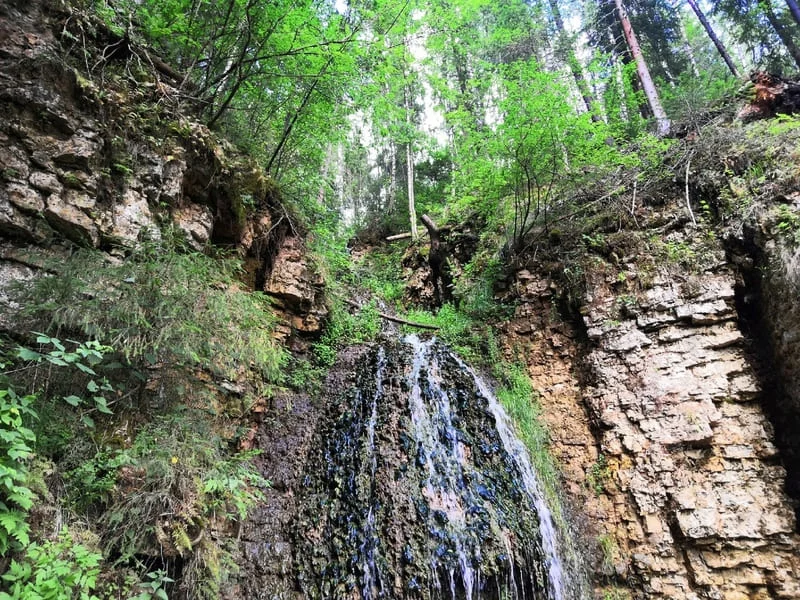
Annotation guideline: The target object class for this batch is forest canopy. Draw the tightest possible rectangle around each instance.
[94,0,800,248]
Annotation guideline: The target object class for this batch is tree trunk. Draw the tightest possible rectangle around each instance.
[405,85,418,241]
[388,141,397,213]
[784,0,800,27]
[421,214,452,307]
[764,0,800,69]
[602,0,651,121]
[548,0,601,121]
[344,299,439,330]
[686,0,740,77]
[614,0,671,135]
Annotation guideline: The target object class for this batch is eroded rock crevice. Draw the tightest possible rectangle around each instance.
[727,228,800,515]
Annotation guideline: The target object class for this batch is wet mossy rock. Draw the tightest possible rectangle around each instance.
[295,337,587,600]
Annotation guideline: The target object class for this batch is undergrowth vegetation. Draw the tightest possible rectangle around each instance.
[17,236,287,387]
[0,238,282,598]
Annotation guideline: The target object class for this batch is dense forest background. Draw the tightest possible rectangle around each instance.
[106,0,797,240]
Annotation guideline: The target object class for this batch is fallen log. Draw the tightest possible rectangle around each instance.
[386,231,428,242]
[344,299,439,331]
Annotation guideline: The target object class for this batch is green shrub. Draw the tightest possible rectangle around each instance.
[0,384,36,556]
[403,303,499,365]
[0,529,102,600]
[494,364,559,505]
[96,409,267,599]
[14,241,287,387]
[311,300,381,368]
[14,335,115,428]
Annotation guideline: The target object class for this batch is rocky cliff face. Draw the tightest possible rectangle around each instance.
[730,206,800,508]
[0,0,326,338]
[5,3,800,600]
[501,215,800,599]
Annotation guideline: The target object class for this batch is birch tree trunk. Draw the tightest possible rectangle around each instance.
[388,141,397,213]
[548,0,601,121]
[686,0,740,77]
[614,0,671,135]
[405,85,418,241]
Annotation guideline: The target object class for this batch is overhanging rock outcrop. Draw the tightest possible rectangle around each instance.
[0,0,326,336]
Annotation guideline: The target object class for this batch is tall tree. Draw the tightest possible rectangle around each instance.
[687,0,741,76]
[547,0,601,120]
[713,0,800,70]
[586,0,653,131]
[614,0,671,134]
[626,0,690,83]
[784,0,800,26]
[762,0,800,68]
[404,74,419,241]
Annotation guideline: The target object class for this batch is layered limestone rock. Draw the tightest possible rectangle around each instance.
[502,232,800,598]
[581,262,799,599]
[0,0,326,336]
[265,236,327,336]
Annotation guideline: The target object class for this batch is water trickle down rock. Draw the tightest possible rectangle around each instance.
[296,336,587,600]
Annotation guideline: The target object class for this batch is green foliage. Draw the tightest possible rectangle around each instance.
[92,409,265,598]
[661,70,739,130]
[775,204,800,243]
[101,410,266,550]
[440,54,624,255]
[129,570,173,600]
[494,364,560,513]
[587,454,613,496]
[312,301,381,368]
[0,336,119,559]
[601,586,630,600]
[0,529,102,600]
[713,0,799,73]
[601,60,647,140]
[453,244,509,321]
[356,246,406,307]
[598,533,618,571]
[0,384,36,556]
[202,451,268,521]
[97,0,359,189]
[16,242,287,386]
[403,304,498,365]
[16,335,115,423]
[65,449,128,511]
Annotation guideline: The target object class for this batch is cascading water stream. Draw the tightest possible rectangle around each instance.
[407,336,479,599]
[361,347,387,600]
[445,344,569,600]
[297,336,587,600]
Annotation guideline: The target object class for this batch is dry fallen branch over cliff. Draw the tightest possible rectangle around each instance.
[344,299,439,330]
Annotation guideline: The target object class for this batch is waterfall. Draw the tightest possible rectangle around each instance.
[297,336,587,600]
[361,347,387,599]
[446,343,570,600]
